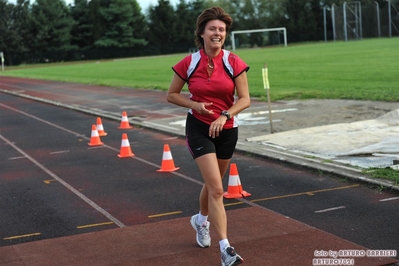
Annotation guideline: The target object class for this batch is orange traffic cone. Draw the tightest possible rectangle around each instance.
[88,125,104,146]
[118,111,133,129]
[96,117,108,136]
[157,144,180,172]
[223,163,251,198]
[118,133,135,158]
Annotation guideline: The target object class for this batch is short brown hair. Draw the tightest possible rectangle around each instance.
[194,6,233,49]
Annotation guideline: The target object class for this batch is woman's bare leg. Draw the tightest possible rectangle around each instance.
[196,153,230,240]
[199,157,230,215]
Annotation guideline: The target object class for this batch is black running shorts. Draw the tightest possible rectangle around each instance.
[185,113,238,159]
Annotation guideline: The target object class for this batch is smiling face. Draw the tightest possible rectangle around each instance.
[202,19,226,53]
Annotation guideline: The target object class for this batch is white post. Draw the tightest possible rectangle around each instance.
[332,4,336,42]
[358,1,363,39]
[0,52,4,71]
[343,2,348,41]
[323,6,330,42]
[387,0,392,37]
[262,64,273,134]
[283,28,287,47]
[375,2,381,37]
[231,32,236,51]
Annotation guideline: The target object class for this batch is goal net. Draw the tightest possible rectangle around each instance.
[230,27,287,51]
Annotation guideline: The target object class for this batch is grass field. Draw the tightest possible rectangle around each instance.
[1,38,398,102]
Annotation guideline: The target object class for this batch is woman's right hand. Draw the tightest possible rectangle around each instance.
[192,102,214,115]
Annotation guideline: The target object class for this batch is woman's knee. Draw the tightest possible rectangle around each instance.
[208,186,224,199]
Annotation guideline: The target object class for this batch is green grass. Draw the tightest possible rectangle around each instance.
[363,168,399,185]
[1,38,398,101]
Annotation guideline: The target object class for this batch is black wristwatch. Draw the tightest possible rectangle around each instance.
[221,110,231,120]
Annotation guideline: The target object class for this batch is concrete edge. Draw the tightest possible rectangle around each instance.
[1,88,398,193]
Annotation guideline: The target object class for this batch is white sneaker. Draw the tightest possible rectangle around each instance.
[190,214,211,248]
[221,246,243,266]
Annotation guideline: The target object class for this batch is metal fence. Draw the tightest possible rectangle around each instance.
[324,1,399,41]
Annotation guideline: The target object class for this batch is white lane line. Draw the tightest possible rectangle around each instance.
[163,137,178,140]
[0,103,85,137]
[50,150,70,155]
[88,146,106,150]
[8,156,27,160]
[144,121,180,131]
[0,134,126,228]
[241,108,298,117]
[380,196,399,202]
[314,206,346,213]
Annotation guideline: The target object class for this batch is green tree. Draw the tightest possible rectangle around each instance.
[30,0,75,51]
[175,0,205,50]
[0,0,13,53]
[128,0,147,41]
[0,0,32,54]
[282,0,321,42]
[88,0,104,45]
[11,0,33,53]
[147,0,177,53]
[71,0,93,48]
[92,0,146,48]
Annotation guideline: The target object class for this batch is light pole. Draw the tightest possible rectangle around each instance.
[375,1,381,37]
[323,5,330,42]
[0,52,4,71]
[386,0,392,37]
[331,4,336,41]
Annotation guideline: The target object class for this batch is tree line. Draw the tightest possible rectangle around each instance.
[0,0,397,65]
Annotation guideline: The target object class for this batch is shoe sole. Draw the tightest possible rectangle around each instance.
[221,253,244,266]
[190,216,210,248]
[221,258,243,266]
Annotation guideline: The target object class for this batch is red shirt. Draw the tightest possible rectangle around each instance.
[172,49,249,128]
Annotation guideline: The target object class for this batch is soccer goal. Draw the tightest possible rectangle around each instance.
[230,27,287,51]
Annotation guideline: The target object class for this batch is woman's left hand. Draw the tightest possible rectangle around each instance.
[209,116,227,138]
